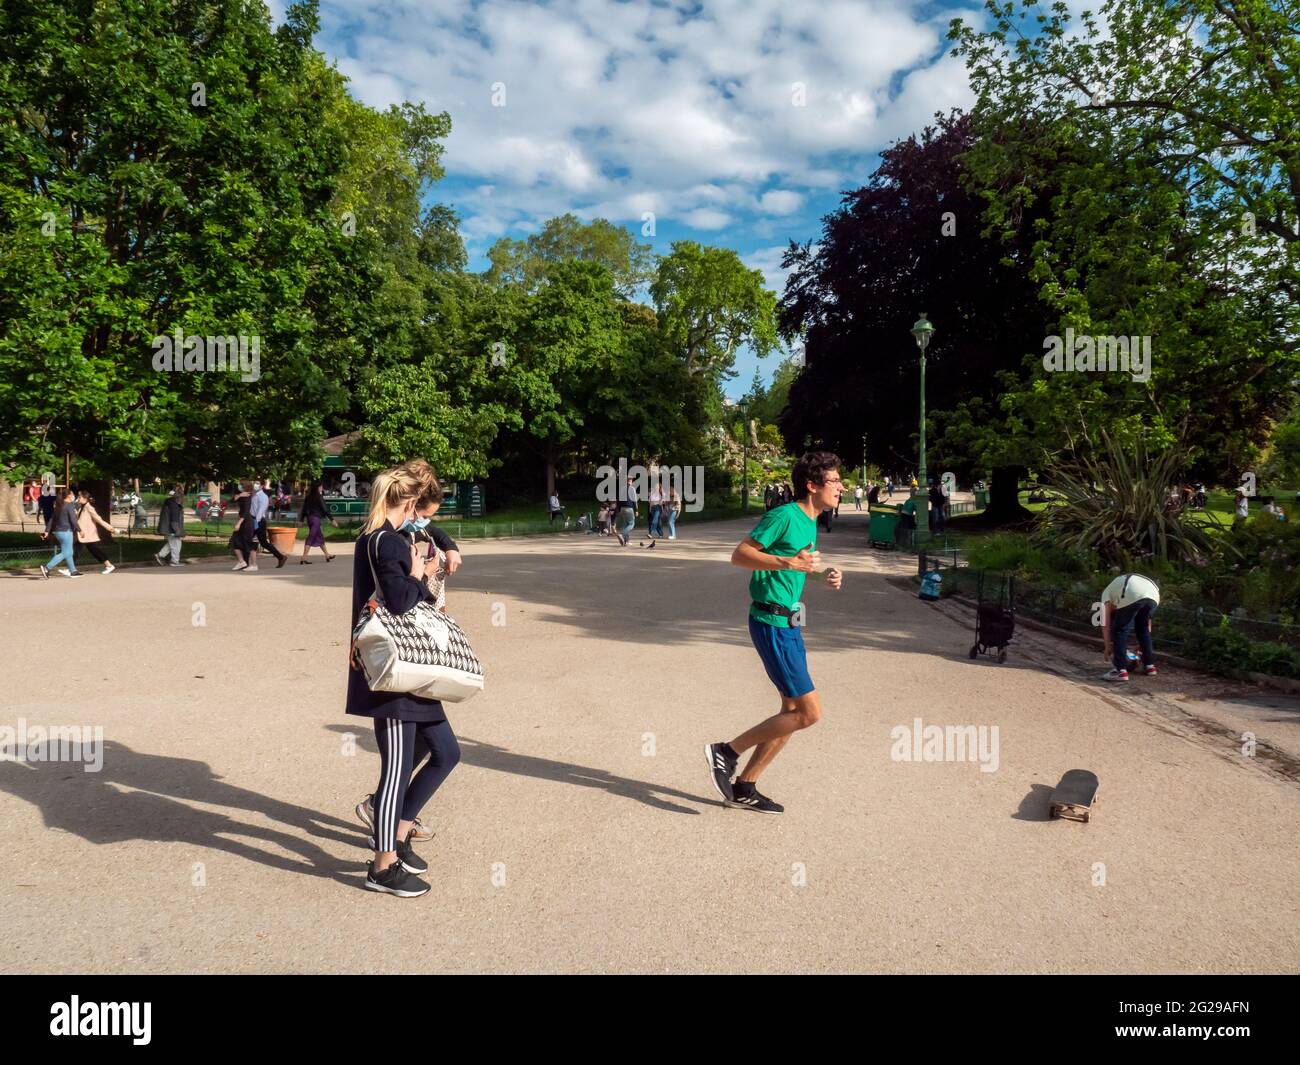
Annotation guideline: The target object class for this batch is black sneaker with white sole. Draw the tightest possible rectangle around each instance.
[365,860,430,898]
[726,781,784,813]
[396,836,427,875]
[705,742,738,802]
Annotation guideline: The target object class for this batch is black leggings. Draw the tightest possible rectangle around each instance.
[372,718,460,851]
[76,542,109,564]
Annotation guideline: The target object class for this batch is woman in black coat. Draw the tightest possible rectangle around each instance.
[229,481,258,571]
[347,464,460,899]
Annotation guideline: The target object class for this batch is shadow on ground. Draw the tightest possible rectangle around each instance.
[325,725,712,816]
[0,742,362,885]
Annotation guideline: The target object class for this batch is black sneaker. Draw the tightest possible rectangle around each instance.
[396,835,427,875]
[726,781,784,814]
[365,860,430,898]
[69,571,83,578]
[704,742,738,802]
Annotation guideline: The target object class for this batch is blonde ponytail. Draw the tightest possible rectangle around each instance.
[360,463,435,534]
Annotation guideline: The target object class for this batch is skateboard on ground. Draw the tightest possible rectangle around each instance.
[1048,769,1099,823]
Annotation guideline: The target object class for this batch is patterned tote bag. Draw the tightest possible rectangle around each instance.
[350,530,484,703]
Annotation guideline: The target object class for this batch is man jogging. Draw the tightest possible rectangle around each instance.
[705,451,843,813]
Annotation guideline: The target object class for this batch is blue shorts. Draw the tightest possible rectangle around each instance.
[748,614,815,699]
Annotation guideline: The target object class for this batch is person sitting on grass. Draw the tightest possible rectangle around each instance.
[1101,573,1160,682]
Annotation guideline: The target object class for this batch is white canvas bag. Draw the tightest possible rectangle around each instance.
[350,530,484,703]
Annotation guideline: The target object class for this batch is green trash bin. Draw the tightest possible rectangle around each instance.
[868,505,900,549]
[974,488,990,509]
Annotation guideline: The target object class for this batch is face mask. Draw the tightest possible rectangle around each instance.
[398,518,416,533]
[412,517,431,530]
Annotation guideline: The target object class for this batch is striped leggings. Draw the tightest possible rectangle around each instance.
[372,717,461,852]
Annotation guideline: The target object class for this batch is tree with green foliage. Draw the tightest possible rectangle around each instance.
[651,241,780,383]
[778,111,1048,521]
[485,213,653,298]
[949,0,1300,483]
[0,0,446,485]
[490,260,632,497]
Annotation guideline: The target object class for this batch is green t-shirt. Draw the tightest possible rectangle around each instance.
[747,501,817,628]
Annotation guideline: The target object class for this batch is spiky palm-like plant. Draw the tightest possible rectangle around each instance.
[1035,431,1224,565]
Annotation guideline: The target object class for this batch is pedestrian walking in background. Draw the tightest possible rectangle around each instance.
[230,481,257,571]
[614,476,638,546]
[74,489,116,574]
[548,491,564,524]
[38,480,57,525]
[154,485,186,566]
[666,486,681,540]
[298,480,337,564]
[249,480,288,568]
[648,479,664,539]
[928,481,946,534]
[853,485,863,510]
[40,489,81,578]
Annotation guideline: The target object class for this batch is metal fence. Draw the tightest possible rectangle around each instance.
[935,563,1300,656]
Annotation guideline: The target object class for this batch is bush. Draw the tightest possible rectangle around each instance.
[964,532,1095,583]
[1035,431,1221,564]
[1183,620,1300,679]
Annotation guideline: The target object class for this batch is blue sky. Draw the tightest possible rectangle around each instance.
[287,0,989,396]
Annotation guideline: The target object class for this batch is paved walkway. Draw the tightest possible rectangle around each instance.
[2,512,1298,972]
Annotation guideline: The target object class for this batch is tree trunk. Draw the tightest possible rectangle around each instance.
[544,442,558,500]
[84,478,113,527]
[983,464,1033,525]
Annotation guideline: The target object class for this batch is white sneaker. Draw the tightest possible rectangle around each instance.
[103,564,115,574]
[245,564,259,572]
[58,568,71,577]
[232,561,247,571]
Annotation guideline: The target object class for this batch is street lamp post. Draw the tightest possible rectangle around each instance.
[911,313,935,544]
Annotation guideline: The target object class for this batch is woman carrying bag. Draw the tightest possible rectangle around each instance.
[346,463,461,899]
[75,489,116,574]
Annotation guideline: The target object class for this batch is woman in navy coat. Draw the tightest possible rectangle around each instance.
[347,464,460,898]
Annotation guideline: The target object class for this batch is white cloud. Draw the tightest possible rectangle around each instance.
[759,190,803,215]
[314,0,977,252]
[681,207,733,230]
